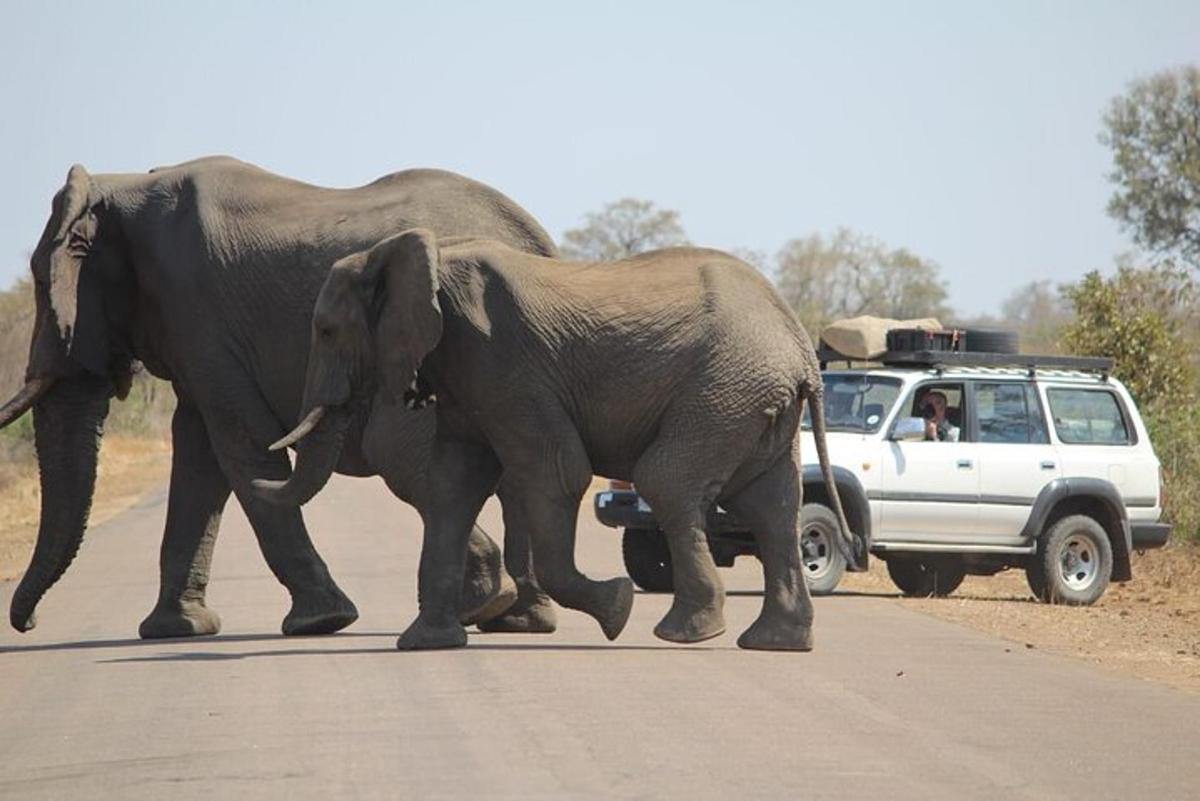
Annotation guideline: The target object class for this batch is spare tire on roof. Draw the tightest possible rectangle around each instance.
[963,328,1019,354]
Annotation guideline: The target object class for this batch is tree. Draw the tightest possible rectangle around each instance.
[773,228,950,337]
[560,198,689,261]
[1060,262,1197,409]
[1060,262,1200,541]
[1102,66,1200,267]
[999,280,1073,354]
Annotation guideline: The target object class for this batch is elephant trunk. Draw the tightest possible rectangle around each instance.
[251,405,352,507]
[10,377,111,632]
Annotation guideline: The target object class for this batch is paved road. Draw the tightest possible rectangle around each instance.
[1,474,1197,800]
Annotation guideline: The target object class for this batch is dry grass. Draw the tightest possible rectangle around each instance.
[0,435,171,580]
[842,546,1200,693]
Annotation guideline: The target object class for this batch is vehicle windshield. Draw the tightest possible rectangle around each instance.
[801,374,903,433]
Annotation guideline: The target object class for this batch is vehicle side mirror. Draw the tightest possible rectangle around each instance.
[890,417,927,442]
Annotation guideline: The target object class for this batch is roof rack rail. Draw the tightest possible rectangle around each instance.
[877,350,1113,372]
[817,346,1114,374]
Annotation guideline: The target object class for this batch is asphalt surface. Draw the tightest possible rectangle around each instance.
[2,473,1198,800]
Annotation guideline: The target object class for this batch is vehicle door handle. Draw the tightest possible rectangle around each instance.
[1040,461,1056,470]
[957,459,973,469]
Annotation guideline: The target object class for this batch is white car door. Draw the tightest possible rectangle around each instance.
[878,382,979,543]
[972,380,1061,544]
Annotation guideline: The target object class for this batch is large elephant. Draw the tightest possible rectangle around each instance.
[0,158,559,638]
[258,230,859,651]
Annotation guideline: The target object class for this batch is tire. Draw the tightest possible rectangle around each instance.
[800,503,847,595]
[963,328,1019,354]
[621,528,674,593]
[1027,515,1113,605]
[886,558,967,598]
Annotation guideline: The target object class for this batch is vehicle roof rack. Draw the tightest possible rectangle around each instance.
[817,346,1114,376]
[876,351,1113,373]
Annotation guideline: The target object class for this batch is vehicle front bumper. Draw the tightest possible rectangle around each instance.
[593,490,746,534]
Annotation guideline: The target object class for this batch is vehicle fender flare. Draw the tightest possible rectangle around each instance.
[1020,478,1132,582]
[803,464,871,570]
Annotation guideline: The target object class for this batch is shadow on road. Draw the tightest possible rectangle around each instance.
[96,640,730,663]
[0,630,388,655]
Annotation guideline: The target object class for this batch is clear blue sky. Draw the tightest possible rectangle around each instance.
[1,1,1196,317]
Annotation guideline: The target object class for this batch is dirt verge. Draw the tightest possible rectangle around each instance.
[0,435,171,581]
[842,546,1200,694]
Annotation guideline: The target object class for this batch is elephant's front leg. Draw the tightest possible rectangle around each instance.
[205,410,359,636]
[397,437,501,650]
[139,402,231,639]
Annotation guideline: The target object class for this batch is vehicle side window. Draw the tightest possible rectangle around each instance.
[1046,388,1133,445]
[905,383,965,441]
[975,382,1045,444]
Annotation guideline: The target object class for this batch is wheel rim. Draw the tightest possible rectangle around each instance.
[1058,534,1100,591]
[801,525,834,580]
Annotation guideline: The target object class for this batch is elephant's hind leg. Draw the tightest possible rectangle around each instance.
[633,428,744,644]
[474,511,558,634]
[722,450,814,652]
[140,402,230,639]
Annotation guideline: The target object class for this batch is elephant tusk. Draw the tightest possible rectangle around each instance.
[0,377,54,429]
[269,406,326,451]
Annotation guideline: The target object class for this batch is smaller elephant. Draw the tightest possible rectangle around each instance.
[257,230,856,651]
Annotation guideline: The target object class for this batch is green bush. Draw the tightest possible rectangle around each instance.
[1144,402,1200,543]
[1060,264,1200,543]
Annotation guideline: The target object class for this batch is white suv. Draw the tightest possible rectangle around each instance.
[594,350,1170,605]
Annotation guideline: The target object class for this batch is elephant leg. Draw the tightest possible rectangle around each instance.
[204,411,358,636]
[397,436,501,650]
[634,457,727,645]
[722,450,814,652]
[139,402,231,639]
[497,480,631,641]
[474,507,558,635]
[458,524,519,626]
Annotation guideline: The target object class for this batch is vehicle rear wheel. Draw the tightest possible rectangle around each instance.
[886,558,967,597]
[1028,515,1113,605]
[800,503,847,595]
[621,528,674,593]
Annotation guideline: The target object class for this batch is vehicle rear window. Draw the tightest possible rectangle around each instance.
[976,382,1047,444]
[1046,388,1132,445]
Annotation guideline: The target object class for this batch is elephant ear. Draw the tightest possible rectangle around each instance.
[37,165,110,378]
[367,229,444,404]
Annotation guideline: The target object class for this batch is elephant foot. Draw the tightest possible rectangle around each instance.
[396,615,468,651]
[139,600,222,639]
[476,580,558,634]
[736,614,813,652]
[590,577,635,641]
[460,570,518,626]
[282,586,359,636]
[653,597,725,644]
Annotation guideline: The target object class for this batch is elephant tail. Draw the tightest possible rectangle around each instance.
[799,378,863,569]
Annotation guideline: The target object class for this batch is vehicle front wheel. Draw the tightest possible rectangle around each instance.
[800,503,847,595]
[1027,515,1113,605]
[886,558,966,598]
[621,528,674,593]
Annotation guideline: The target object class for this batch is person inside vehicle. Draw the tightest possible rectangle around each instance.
[920,390,960,442]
